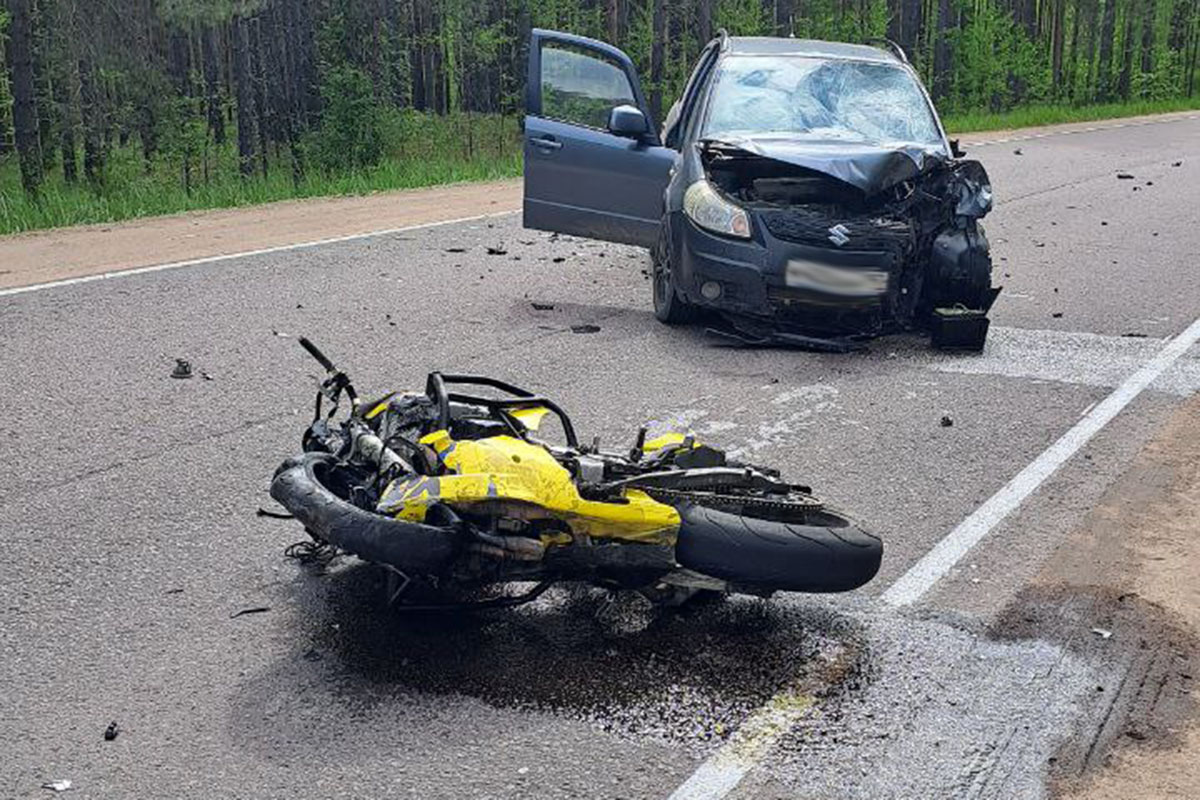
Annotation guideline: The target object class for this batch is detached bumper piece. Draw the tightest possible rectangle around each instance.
[706,323,870,353]
[930,306,990,352]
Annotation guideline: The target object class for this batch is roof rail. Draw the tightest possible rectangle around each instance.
[716,28,730,52]
[865,37,909,64]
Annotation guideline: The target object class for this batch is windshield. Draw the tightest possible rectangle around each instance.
[702,55,944,149]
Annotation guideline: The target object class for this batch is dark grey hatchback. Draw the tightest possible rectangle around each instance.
[523,30,1000,351]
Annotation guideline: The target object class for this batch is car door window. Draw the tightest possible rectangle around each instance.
[540,42,636,130]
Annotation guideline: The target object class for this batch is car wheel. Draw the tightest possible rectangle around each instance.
[651,224,695,324]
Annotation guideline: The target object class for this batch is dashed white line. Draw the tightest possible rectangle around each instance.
[0,209,519,299]
[665,313,1200,800]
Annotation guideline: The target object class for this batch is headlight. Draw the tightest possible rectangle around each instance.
[683,180,751,239]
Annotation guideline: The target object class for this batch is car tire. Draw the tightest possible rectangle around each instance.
[674,502,882,593]
[651,222,695,324]
[270,453,460,573]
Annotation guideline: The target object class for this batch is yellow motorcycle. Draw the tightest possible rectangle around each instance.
[269,338,881,609]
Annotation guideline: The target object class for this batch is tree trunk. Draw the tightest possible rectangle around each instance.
[1118,0,1136,98]
[203,26,225,144]
[1097,0,1117,100]
[9,0,42,195]
[775,0,794,35]
[932,0,952,100]
[78,54,103,186]
[607,0,620,41]
[232,15,255,178]
[1139,0,1156,82]
[649,0,666,124]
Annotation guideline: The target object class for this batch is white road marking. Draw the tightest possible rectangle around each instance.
[964,112,1200,147]
[881,313,1200,606]
[0,210,520,299]
[666,314,1200,800]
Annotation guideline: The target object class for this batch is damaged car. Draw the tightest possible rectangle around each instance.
[523,30,999,350]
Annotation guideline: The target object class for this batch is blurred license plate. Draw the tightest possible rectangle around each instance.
[785,259,889,296]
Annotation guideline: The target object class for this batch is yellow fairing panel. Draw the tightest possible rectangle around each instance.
[377,431,680,544]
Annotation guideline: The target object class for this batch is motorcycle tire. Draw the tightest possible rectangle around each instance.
[674,502,881,593]
[270,453,459,573]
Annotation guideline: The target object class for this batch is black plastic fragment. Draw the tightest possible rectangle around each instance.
[170,359,193,379]
[103,722,119,741]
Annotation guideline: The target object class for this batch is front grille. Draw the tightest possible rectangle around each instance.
[758,205,912,252]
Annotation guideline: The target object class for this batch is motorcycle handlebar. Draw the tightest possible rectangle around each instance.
[299,337,336,373]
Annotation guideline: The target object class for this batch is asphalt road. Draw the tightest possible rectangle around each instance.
[2,115,1199,799]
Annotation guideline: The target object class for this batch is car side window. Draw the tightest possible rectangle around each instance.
[540,42,636,130]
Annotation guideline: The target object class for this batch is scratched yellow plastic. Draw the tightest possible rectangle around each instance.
[377,430,680,544]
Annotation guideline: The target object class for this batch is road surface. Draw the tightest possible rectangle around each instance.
[2,113,1199,799]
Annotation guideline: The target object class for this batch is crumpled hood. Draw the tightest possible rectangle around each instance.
[700,135,948,195]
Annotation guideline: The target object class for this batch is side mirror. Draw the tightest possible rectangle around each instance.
[608,105,648,139]
[950,138,966,158]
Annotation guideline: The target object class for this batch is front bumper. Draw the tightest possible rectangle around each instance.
[673,213,902,336]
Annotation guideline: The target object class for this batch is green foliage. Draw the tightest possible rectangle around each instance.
[308,66,385,172]
[947,0,1051,113]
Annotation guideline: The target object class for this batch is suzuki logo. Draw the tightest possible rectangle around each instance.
[828,224,851,247]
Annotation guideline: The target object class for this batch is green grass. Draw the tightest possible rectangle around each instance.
[943,96,1200,134]
[0,112,523,235]
[3,98,1199,235]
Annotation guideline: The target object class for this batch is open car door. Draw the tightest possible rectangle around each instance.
[524,30,677,248]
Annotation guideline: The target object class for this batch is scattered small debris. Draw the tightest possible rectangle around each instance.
[485,246,507,256]
[1132,186,1141,191]
[1052,312,1063,318]
[1172,161,1183,167]
[41,780,72,792]
[552,257,566,263]
[1122,332,1148,338]
[445,247,467,253]
[271,329,290,337]
[1013,148,1023,155]
[200,371,214,381]
[1091,627,1113,640]
[531,302,555,311]
[570,324,601,334]
[940,415,954,428]
[1100,221,1108,226]
[170,359,193,379]
[1145,180,1153,186]
[230,607,271,619]
[164,588,184,595]
[1116,172,1135,180]
[295,303,304,309]
[103,721,119,741]
[517,767,530,776]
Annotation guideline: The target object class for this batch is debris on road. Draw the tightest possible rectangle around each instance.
[531,302,555,311]
[1013,148,1023,155]
[103,721,120,741]
[552,256,566,263]
[1172,161,1183,167]
[571,324,601,334]
[486,246,507,256]
[1116,172,1135,179]
[1091,627,1113,639]
[1052,312,1064,318]
[940,415,954,428]
[41,780,72,792]
[230,607,271,619]
[445,247,466,253]
[170,359,193,379]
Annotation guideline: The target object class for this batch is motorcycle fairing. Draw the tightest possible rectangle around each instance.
[376,430,681,544]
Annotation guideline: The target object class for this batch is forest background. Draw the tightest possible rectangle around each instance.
[1,0,1197,234]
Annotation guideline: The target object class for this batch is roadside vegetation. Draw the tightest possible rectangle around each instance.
[0,0,1198,235]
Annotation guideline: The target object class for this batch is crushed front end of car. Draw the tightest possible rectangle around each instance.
[674,53,999,351]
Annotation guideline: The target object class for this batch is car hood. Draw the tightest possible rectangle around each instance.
[700,135,948,195]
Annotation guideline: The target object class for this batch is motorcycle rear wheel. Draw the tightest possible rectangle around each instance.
[673,500,882,593]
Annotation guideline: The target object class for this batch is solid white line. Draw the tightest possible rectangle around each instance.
[665,314,1200,800]
[880,313,1200,606]
[0,209,519,299]
[964,112,1200,147]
